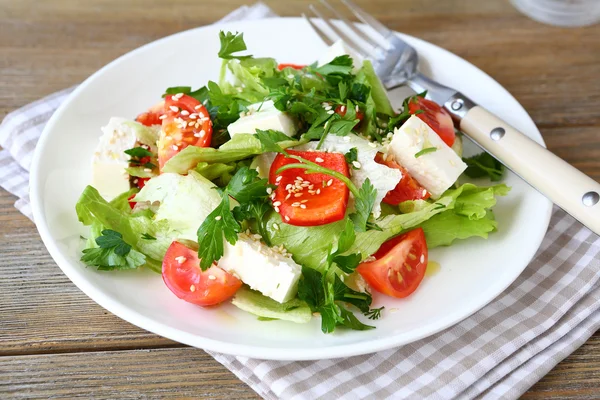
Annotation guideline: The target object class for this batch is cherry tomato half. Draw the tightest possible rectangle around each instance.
[408,97,455,147]
[357,228,428,298]
[374,153,430,204]
[158,94,213,170]
[162,241,242,306]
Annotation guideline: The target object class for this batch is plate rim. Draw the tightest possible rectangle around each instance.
[30,16,553,360]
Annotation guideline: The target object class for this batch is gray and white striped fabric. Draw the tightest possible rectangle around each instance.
[1,4,598,399]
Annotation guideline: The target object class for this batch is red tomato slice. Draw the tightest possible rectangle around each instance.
[128,194,137,209]
[408,97,455,147]
[162,241,242,306]
[277,63,306,70]
[135,100,165,127]
[334,104,364,122]
[269,150,349,226]
[158,94,213,170]
[374,153,430,204]
[357,228,428,298]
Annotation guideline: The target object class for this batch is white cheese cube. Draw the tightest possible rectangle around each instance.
[218,236,302,303]
[227,100,296,138]
[92,117,139,200]
[388,115,467,198]
[317,40,364,72]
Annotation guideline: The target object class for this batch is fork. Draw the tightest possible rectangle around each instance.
[304,0,600,235]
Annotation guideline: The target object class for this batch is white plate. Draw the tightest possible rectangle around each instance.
[30,17,552,360]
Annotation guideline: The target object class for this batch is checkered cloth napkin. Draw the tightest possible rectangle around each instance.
[2,3,599,399]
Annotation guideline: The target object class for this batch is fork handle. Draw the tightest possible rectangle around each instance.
[449,99,600,235]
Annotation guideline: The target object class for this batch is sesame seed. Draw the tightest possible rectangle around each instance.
[169,105,179,112]
[188,121,195,127]
[180,110,189,116]
[175,256,187,264]
[327,179,333,186]
[208,275,216,280]
[324,105,332,111]
[420,254,425,263]
[316,189,321,194]
[266,187,273,195]
[294,193,303,198]
[276,176,283,182]
[300,204,307,209]
[171,144,178,151]
[285,194,291,200]
[273,201,282,207]
[422,189,427,196]
[355,105,359,112]
[327,110,334,114]
[295,176,303,181]
[159,114,167,120]
[341,106,346,113]
[274,206,280,213]
[190,284,196,292]
[270,193,276,200]
[300,200,308,203]
[144,168,152,172]
[292,202,300,207]
[273,223,280,231]
[215,216,222,221]
[194,104,202,110]
[315,157,324,163]
[352,161,362,169]
[285,216,290,221]
[133,179,138,184]
[199,130,206,137]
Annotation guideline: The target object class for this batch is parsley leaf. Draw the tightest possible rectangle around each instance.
[327,218,362,274]
[313,55,353,77]
[338,306,374,330]
[218,31,252,60]
[344,147,358,168]
[463,152,505,181]
[196,167,276,269]
[350,178,377,232]
[196,196,241,270]
[124,147,153,158]
[81,229,146,271]
[415,147,438,158]
[254,129,287,153]
[331,274,372,313]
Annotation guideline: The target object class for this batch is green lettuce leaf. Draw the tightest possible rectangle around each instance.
[358,60,394,116]
[420,210,498,248]
[162,133,302,174]
[350,183,510,257]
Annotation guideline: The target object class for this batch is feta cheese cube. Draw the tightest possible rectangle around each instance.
[227,100,296,138]
[388,115,467,198]
[317,40,364,72]
[218,236,302,303]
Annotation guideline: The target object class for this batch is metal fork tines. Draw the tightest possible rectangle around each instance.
[303,0,421,90]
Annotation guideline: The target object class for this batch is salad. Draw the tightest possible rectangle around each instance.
[76,31,509,333]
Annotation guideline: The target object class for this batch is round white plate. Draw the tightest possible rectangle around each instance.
[30,17,552,360]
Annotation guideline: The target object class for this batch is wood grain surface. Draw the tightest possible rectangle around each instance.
[1,0,599,398]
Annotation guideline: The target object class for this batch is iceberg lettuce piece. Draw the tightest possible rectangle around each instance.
[134,171,222,241]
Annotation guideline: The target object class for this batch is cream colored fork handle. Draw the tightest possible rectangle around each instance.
[460,106,600,235]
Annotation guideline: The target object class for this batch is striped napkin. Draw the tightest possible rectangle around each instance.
[1,3,599,399]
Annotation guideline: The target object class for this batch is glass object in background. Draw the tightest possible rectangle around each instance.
[511,0,600,27]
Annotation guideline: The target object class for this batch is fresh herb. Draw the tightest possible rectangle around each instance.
[81,229,146,270]
[124,147,153,158]
[415,147,438,158]
[364,306,384,320]
[344,147,359,168]
[297,267,373,333]
[349,178,378,232]
[254,129,289,153]
[463,152,505,181]
[218,31,252,60]
[387,91,428,131]
[328,219,361,274]
[141,233,156,240]
[312,55,353,78]
[196,167,274,269]
[196,195,240,270]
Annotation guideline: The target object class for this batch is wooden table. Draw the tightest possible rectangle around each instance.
[1,0,599,398]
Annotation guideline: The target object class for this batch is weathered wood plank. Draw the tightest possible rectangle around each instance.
[0,348,260,399]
